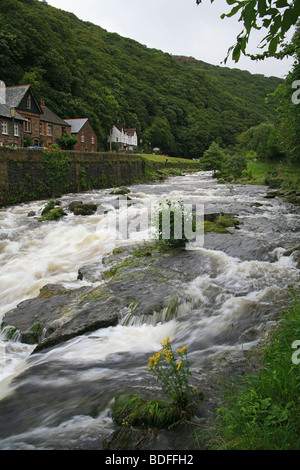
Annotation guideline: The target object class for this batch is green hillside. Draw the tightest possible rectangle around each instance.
[0,0,282,157]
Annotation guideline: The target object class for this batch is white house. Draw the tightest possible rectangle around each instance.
[109,122,138,151]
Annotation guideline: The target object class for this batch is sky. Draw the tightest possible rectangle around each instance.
[45,0,295,79]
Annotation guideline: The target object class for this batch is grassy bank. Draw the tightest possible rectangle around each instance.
[138,153,201,183]
[241,160,300,192]
[139,153,198,165]
[200,295,300,450]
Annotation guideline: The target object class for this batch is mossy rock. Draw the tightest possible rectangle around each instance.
[110,186,130,195]
[38,207,66,221]
[113,394,182,429]
[68,201,98,215]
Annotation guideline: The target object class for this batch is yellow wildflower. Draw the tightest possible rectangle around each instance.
[161,337,171,348]
[177,346,187,355]
[148,350,162,370]
[176,361,182,370]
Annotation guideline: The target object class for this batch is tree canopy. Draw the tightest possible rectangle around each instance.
[196,0,300,61]
[0,0,283,156]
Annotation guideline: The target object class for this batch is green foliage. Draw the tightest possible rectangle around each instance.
[42,149,70,196]
[148,337,196,411]
[271,24,300,164]
[217,152,247,181]
[0,0,281,157]
[200,142,227,170]
[237,122,287,161]
[56,132,78,150]
[154,199,196,248]
[196,0,300,61]
[113,394,182,428]
[38,207,65,221]
[209,296,300,450]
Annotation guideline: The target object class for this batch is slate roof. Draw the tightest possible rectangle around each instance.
[0,103,25,121]
[5,85,42,113]
[5,85,30,108]
[40,105,71,126]
[64,118,88,134]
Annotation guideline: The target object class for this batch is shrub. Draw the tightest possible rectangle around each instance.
[154,199,196,248]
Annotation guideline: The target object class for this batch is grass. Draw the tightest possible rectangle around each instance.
[113,394,182,428]
[245,160,300,190]
[138,153,197,164]
[202,295,300,450]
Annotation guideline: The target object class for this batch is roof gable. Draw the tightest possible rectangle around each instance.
[64,118,88,134]
[6,85,42,114]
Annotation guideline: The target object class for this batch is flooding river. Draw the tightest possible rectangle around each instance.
[0,171,299,449]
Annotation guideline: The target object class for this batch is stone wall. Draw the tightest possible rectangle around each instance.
[0,148,145,207]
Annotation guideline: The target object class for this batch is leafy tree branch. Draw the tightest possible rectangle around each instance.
[196,0,300,61]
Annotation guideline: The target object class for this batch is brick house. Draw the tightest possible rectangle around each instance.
[0,103,24,147]
[5,85,42,146]
[40,101,71,147]
[64,118,97,152]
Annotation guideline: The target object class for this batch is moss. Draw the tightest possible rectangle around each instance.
[38,207,66,221]
[203,214,241,233]
[31,323,43,340]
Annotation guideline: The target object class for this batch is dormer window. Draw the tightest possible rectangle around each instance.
[26,95,31,110]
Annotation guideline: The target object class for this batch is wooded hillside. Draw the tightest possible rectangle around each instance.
[0,0,283,156]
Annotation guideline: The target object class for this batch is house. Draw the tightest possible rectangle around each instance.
[64,118,97,152]
[5,85,42,146]
[40,101,71,147]
[109,122,138,151]
[0,103,24,147]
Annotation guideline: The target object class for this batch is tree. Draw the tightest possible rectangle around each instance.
[200,142,227,170]
[196,0,300,61]
[56,133,78,150]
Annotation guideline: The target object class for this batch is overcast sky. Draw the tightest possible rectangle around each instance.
[45,0,294,78]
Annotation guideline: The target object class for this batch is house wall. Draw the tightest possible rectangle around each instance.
[40,122,71,147]
[19,111,40,145]
[74,121,97,152]
[0,148,145,207]
[0,119,23,147]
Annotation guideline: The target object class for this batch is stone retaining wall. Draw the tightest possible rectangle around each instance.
[0,148,145,207]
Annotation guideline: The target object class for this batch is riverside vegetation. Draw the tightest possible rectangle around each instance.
[0,0,282,156]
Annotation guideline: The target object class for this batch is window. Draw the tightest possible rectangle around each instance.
[1,121,8,135]
[14,122,19,137]
[91,135,95,144]
[26,95,31,110]
[47,124,52,136]
[81,134,85,143]
[24,119,31,133]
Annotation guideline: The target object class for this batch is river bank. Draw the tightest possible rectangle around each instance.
[0,170,299,450]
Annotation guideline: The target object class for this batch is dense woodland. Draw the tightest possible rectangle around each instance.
[0,0,285,157]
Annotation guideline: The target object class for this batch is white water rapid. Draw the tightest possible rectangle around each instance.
[0,171,299,449]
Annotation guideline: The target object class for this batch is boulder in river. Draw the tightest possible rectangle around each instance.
[68,201,98,216]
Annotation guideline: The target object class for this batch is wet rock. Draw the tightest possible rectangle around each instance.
[264,191,279,199]
[110,186,130,195]
[68,201,98,216]
[1,284,90,345]
[102,427,158,450]
[27,211,36,217]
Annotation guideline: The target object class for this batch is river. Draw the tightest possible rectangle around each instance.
[0,171,299,449]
